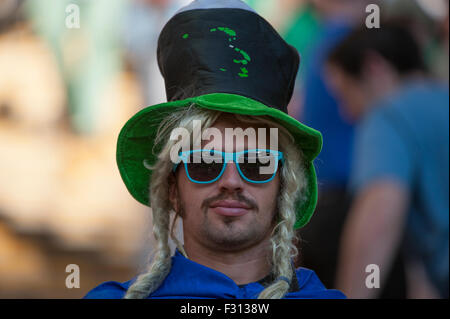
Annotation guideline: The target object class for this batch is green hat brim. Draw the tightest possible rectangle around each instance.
[116,93,322,229]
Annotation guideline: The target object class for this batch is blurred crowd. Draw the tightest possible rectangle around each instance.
[0,0,448,298]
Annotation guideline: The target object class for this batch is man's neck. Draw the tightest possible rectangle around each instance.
[367,71,427,113]
[183,239,273,286]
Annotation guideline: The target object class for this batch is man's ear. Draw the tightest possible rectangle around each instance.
[168,172,179,212]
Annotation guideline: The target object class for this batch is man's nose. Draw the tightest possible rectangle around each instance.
[216,161,244,191]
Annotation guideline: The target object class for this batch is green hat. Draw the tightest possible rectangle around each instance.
[116,0,322,229]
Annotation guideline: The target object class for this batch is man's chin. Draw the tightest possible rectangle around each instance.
[202,219,259,249]
[211,216,254,236]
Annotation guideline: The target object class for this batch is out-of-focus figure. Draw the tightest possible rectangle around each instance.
[290,2,358,291]
[289,0,406,298]
[0,0,148,297]
[25,0,127,135]
[327,22,449,298]
[384,0,449,82]
[123,0,191,106]
[282,1,322,119]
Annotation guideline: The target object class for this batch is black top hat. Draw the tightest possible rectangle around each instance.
[116,0,322,229]
[158,0,300,112]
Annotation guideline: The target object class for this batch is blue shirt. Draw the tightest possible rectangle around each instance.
[350,79,449,297]
[84,250,346,299]
[302,19,354,187]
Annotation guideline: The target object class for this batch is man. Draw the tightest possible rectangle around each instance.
[326,23,449,298]
[84,0,345,299]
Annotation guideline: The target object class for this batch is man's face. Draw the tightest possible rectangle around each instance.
[169,113,280,252]
[325,63,367,122]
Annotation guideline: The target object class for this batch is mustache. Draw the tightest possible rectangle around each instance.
[201,192,258,212]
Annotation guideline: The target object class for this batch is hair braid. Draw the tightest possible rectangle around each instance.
[257,128,306,299]
[124,105,220,298]
[123,156,173,298]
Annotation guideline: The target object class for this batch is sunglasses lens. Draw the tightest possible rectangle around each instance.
[238,150,278,182]
[186,151,223,182]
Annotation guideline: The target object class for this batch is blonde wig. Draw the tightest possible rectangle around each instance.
[124,104,308,299]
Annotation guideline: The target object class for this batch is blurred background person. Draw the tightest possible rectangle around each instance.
[289,1,360,293]
[282,0,322,118]
[285,0,407,298]
[383,0,449,82]
[326,22,449,298]
[123,0,190,106]
[0,0,148,297]
[25,0,126,135]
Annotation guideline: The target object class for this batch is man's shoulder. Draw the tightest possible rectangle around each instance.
[287,267,346,299]
[83,279,134,299]
[370,80,449,122]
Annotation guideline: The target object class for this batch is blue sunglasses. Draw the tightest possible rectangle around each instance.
[172,149,284,184]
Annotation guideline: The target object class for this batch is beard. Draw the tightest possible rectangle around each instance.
[178,191,277,251]
[201,213,269,250]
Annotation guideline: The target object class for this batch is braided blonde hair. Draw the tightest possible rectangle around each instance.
[124,104,307,299]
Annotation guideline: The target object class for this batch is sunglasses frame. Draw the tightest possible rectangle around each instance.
[172,149,285,184]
